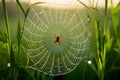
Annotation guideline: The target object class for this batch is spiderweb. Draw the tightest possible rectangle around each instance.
[21,3,90,76]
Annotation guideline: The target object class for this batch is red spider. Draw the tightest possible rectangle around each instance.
[54,34,61,45]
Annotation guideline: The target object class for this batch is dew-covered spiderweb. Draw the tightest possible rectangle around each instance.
[21,3,90,76]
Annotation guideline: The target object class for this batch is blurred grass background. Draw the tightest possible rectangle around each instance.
[0,0,120,80]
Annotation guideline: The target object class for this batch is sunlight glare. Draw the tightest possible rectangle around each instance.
[29,0,120,7]
[29,0,78,5]
[88,60,92,64]
[7,63,11,67]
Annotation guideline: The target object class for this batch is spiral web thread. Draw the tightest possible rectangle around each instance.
[21,3,90,76]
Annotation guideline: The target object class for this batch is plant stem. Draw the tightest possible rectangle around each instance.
[97,0,108,80]
[2,0,11,58]
[2,0,15,80]
[101,0,108,80]
[94,20,102,80]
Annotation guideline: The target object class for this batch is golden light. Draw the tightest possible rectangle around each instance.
[19,0,120,7]
[29,0,78,5]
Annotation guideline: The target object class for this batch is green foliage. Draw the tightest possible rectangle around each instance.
[0,0,120,80]
[111,1,120,54]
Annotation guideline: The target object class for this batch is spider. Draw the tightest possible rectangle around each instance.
[54,34,61,45]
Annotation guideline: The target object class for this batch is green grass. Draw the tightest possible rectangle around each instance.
[0,0,120,80]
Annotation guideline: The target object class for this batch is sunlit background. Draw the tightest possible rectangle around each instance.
[19,0,120,7]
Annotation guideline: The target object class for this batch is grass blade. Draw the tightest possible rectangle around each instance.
[2,0,11,59]
[16,0,25,16]
[17,21,21,55]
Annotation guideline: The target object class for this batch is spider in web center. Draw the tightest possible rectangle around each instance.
[54,34,61,45]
